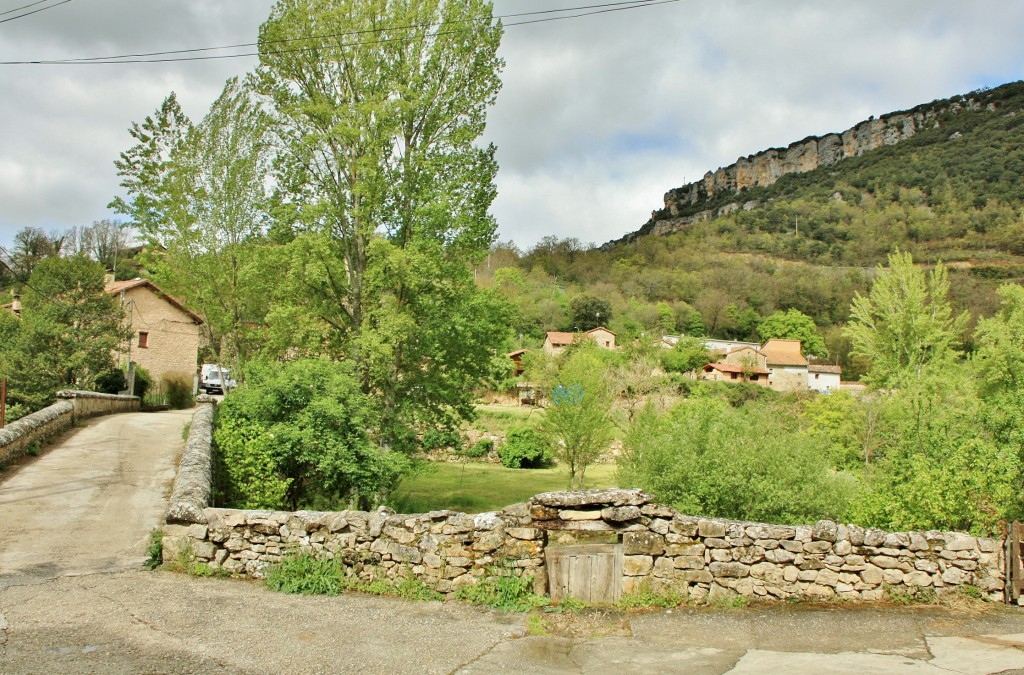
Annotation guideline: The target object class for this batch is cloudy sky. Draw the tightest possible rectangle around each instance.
[0,0,1022,252]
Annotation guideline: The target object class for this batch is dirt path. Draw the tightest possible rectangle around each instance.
[0,409,192,589]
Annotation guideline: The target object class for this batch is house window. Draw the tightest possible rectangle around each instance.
[730,372,737,380]
[138,331,149,348]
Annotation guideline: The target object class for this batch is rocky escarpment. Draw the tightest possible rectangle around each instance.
[604,89,1002,249]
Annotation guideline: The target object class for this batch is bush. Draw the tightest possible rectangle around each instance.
[96,367,126,394]
[422,428,462,452]
[163,371,194,409]
[465,438,493,458]
[498,424,551,468]
[265,554,348,595]
[132,365,152,401]
[454,567,549,612]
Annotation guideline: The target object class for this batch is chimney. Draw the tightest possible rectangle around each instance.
[11,294,21,317]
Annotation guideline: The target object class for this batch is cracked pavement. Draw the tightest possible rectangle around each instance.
[3,410,1024,673]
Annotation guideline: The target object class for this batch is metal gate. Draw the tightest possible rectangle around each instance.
[546,544,623,604]
[1007,522,1024,603]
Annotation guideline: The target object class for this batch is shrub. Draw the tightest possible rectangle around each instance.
[422,428,462,452]
[498,423,551,469]
[96,367,126,394]
[465,438,493,458]
[265,554,349,595]
[163,371,194,409]
[132,365,152,401]
[454,567,549,612]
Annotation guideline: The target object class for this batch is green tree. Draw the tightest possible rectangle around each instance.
[540,344,614,489]
[661,336,711,375]
[0,256,125,410]
[256,0,509,448]
[109,92,193,237]
[569,295,612,332]
[758,308,827,358]
[973,283,1024,396]
[842,251,968,387]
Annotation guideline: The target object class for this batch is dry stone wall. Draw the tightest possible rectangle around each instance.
[164,465,1006,603]
[0,391,140,468]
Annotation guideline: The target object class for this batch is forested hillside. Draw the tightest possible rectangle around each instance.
[481,81,1024,377]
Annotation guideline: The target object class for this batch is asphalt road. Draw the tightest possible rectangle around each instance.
[2,409,1024,673]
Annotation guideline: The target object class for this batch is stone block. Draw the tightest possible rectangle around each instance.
[732,546,766,564]
[704,538,731,549]
[904,571,932,587]
[884,533,910,548]
[666,543,705,557]
[860,564,883,586]
[863,529,887,547]
[870,555,898,569]
[506,527,541,541]
[803,541,832,554]
[846,525,865,546]
[698,519,728,538]
[833,541,852,556]
[188,524,209,541]
[601,506,642,522]
[944,533,977,552]
[780,540,804,553]
[783,566,799,583]
[558,509,603,521]
[623,531,665,556]
[641,503,676,518]
[530,504,559,521]
[766,549,797,564]
[812,520,838,542]
[709,562,749,578]
[653,557,675,577]
[383,526,416,545]
[649,519,670,535]
[882,569,904,585]
[914,559,938,574]
[531,489,653,508]
[816,569,840,587]
[794,526,812,543]
[755,539,780,550]
[679,569,713,584]
[805,584,835,599]
[671,515,700,536]
[388,543,422,564]
[978,538,996,553]
[710,550,732,562]
[673,556,706,570]
[623,555,654,576]
[942,567,966,585]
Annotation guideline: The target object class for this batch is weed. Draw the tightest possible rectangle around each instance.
[455,567,550,612]
[707,594,748,609]
[526,613,549,636]
[265,554,349,595]
[181,421,192,442]
[957,583,984,600]
[885,584,937,605]
[25,441,41,457]
[557,595,587,614]
[617,581,685,609]
[145,530,164,570]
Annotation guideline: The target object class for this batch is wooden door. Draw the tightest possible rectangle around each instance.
[546,544,623,605]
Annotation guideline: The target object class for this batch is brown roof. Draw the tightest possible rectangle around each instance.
[105,278,204,325]
[761,339,808,367]
[704,362,770,376]
[808,364,842,374]
[507,349,527,358]
[546,331,575,346]
[586,326,616,336]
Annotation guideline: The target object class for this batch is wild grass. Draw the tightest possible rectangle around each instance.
[390,462,618,513]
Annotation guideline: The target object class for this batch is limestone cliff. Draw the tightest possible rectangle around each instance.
[605,90,1001,248]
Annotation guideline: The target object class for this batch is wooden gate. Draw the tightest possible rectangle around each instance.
[546,544,623,604]
[1007,522,1024,603]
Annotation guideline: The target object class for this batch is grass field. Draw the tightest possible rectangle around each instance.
[390,461,620,514]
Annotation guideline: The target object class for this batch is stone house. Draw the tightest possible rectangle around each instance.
[808,364,843,393]
[106,278,203,385]
[761,338,809,392]
[543,327,617,355]
[701,345,769,385]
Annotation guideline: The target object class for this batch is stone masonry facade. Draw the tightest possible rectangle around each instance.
[165,409,1006,603]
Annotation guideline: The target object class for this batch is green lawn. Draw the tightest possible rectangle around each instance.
[390,461,620,514]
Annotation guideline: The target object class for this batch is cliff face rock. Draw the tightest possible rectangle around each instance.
[606,94,997,248]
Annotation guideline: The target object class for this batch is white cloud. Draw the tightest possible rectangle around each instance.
[0,0,1022,251]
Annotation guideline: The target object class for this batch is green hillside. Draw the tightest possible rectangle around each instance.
[481,82,1024,377]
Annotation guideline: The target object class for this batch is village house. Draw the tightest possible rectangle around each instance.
[701,345,769,385]
[761,338,809,392]
[106,278,203,386]
[808,364,843,393]
[542,327,617,355]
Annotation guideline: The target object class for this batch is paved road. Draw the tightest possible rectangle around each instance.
[2,409,1024,673]
[0,409,193,589]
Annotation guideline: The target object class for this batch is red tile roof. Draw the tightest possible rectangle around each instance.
[808,364,843,374]
[546,331,575,346]
[761,339,808,367]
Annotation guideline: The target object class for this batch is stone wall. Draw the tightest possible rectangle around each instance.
[163,476,1006,603]
[0,391,140,469]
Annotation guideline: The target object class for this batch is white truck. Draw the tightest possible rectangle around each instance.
[200,364,236,395]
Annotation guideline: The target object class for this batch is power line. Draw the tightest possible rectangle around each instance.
[0,0,51,17]
[0,0,679,65]
[0,0,69,26]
